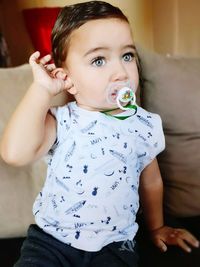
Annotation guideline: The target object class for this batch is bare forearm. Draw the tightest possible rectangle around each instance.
[0,83,53,164]
[140,178,164,231]
[139,159,164,231]
[1,51,73,165]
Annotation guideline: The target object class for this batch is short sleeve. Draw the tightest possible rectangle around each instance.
[136,111,165,172]
[48,105,71,156]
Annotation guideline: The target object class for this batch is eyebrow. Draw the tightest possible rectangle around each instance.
[84,44,136,57]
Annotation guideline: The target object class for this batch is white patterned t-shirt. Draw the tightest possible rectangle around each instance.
[33,101,165,251]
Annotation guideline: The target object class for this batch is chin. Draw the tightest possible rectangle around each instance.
[99,103,118,111]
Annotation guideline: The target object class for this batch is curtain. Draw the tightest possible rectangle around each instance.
[22,7,61,57]
[0,31,11,67]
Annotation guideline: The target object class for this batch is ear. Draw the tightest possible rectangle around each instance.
[52,67,67,79]
[67,83,77,95]
[52,68,77,95]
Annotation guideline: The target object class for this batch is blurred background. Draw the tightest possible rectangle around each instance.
[0,0,200,66]
[0,2,200,267]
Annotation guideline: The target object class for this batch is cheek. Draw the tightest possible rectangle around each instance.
[67,71,85,90]
[134,70,139,88]
[72,78,93,96]
[127,64,139,88]
[69,66,95,87]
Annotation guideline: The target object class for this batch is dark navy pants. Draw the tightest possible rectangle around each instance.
[14,225,139,267]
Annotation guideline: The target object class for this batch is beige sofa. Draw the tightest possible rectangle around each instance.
[136,46,200,267]
[0,64,68,239]
[0,47,200,266]
[0,64,43,238]
[137,46,200,218]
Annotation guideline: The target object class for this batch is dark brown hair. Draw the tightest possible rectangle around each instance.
[51,1,129,67]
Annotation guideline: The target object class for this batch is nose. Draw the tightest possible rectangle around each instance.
[110,61,128,82]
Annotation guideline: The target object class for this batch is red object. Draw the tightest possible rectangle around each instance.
[22,7,61,57]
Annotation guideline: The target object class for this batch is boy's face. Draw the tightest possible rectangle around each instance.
[65,18,139,111]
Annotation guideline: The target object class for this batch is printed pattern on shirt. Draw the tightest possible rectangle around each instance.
[33,102,165,252]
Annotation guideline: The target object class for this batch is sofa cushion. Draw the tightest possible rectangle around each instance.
[0,64,45,237]
[137,45,200,217]
[0,64,68,238]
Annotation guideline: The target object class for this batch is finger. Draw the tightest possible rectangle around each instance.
[178,230,199,248]
[51,68,62,77]
[29,51,40,66]
[51,68,74,90]
[51,68,67,80]
[44,63,56,72]
[154,239,168,252]
[39,54,52,65]
[177,238,192,253]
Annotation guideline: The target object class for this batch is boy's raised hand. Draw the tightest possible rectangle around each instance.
[29,51,73,96]
[151,226,199,253]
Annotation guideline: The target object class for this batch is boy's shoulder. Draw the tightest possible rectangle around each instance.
[50,102,74,118]
[136,105,162,121]
[135,105,163,130]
